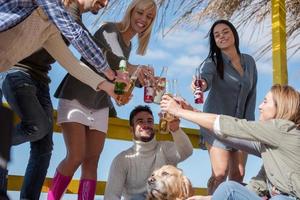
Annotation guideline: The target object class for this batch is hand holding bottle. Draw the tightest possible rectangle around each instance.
[97,80,118,102]
[137,65,155,86]
[173,96,194,111]
[153,66,168,104]
[116,67,140,105]
[191,76,207,92]
[160,94,181,117]
[158,79,178,134]
[102,67,117,82]
[114,60,130,95]
[168,118,180,132]
[193,66,207,104]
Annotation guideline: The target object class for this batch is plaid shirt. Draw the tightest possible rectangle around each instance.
[0,0,109,72]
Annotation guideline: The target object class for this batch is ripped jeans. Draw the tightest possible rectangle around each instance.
[0,70,53,199]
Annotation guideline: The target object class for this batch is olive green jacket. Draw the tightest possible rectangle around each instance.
[219,115,300,198]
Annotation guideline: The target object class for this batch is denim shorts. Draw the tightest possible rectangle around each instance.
[201,128,237,151]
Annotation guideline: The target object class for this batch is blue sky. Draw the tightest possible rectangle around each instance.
[7,5,300,200]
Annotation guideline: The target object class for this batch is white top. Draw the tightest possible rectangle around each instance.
[104,128,193,200]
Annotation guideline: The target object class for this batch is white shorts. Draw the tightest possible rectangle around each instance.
[57,99,109,133]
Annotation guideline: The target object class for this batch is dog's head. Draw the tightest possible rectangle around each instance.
[146,165,193,200]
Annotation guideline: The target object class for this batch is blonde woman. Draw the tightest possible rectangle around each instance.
[161,84,300,200]
[48,0,157,199]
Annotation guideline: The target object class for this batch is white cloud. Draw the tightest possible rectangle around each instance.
[142,48,171,60]
[157,29,205,49]
[256,60,273,75]
[168,55,202,77]
[185,43,208,57]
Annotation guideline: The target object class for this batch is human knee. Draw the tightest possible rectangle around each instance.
[22,116,52,142]
[229,170,245,182]
[216,181,241,194]
[67,153,85,167]
[213,173,227,184]
[37,115,53,137]
[207,175,227,195]
[82,155,100,171]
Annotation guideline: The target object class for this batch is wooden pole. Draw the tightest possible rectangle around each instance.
[272,0,288,84]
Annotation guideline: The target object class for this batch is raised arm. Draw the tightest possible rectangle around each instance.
[160,95,282,147]
[163,119,193,163]
[200,59,217,92]
[92,23,153,86]
[36,0,115,80]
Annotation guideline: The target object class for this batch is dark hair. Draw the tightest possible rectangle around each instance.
[129,105,153,126]
[208,20,241,79]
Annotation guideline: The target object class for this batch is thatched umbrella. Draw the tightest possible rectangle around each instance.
[97,0,300,57]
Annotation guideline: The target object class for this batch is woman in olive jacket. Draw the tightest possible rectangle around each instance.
[160,84,300,200]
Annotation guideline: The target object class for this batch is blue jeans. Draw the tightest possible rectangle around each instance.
[1,70,53,199]
[213,181,296,200]
[0,88,2,104]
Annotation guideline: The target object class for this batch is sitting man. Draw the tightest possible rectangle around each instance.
[104,105,193,200]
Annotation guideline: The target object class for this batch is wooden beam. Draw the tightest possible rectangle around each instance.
[4,103,205,194]
[5,103,201,149]
[272,0,288,84]
[8,175,208,195]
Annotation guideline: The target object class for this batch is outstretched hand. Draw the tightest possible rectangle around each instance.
[160,95,181,116]
[102,68,116,82]
[190,77,207,92]
[173,96,194,111]
[97,81,118,101]
[137,65,155,86]
[115,70,130,84]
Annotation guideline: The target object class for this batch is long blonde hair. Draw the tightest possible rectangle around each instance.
[271,84,300,127]
[118,0,157,55]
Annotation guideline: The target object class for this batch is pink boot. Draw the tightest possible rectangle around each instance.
[78,179,97,200]
[47,170,72,200]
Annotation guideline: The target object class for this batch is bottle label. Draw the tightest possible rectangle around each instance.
[153,77,166,104]
[146,87,154,96]
[144,86,154,103]
[194,87,204,104]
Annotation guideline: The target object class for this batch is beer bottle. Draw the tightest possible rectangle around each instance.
[153,66,168,104]
[114,60,127,95]
[194,66,204,104]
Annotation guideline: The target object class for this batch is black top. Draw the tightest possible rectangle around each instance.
[54,23,132,117]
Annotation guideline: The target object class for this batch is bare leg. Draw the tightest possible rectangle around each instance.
[78,129,106,200]
[57,122,87,176]
[228,150,247,183]
[207,145,230,195]
[81,129,106,179]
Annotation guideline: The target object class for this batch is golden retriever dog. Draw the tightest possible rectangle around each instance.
[146,165,194,200]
